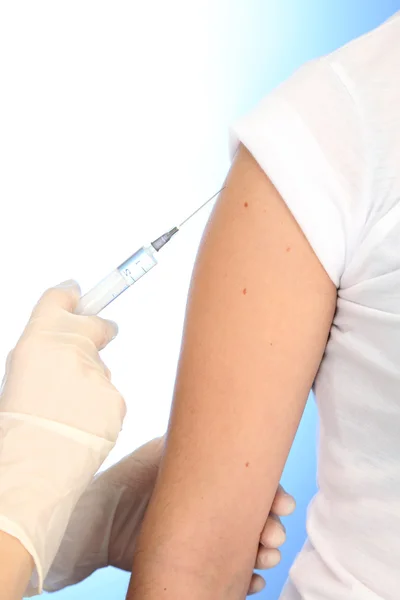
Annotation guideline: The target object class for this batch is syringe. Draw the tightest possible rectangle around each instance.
[75,186,224,316]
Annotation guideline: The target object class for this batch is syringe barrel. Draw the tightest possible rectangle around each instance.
[117,245,158,285]
[75,269,128,316]
[75,246,158,316]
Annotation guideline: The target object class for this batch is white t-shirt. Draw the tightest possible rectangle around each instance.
[230,11,400,600]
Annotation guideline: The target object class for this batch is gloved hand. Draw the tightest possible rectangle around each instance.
[44,437,296,596]
[0,280,126,597]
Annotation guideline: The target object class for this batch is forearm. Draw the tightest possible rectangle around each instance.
[126,470,256,600]
[126,394,281,599]
[0,530,33,600]
[128,549,243,600]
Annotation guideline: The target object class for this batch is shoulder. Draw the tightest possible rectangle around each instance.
[229,14,400,290]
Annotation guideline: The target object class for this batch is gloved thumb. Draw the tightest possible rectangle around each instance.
[32,280,82,316]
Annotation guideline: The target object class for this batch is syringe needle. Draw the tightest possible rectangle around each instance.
[178,186,225,229]
[151,185,225,252]
[76,185,226,315]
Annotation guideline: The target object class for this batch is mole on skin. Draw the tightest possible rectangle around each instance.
[286,246,291,252]
[243,288,247,295]
[245,462,250,468]
[244,202,249,208]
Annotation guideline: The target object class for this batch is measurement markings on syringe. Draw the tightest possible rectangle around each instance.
[76,186,224,315]
[123,261,146,279]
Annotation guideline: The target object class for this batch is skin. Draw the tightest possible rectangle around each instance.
[0,531,33,600]
[106,436,296,596]
[0,443,294,600]
[126,144,337,600]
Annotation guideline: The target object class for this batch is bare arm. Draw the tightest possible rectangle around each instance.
[0,530,33,600]
[127,144,337,599]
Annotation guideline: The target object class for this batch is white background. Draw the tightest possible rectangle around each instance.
[0,1,295,469]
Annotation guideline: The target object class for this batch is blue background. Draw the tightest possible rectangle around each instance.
[33,2,399,599]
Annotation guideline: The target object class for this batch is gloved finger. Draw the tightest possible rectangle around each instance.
[0,351,13,395]
[104,436,165,489]
[260,513,286,548]
[28,281,118,350]
[78,315,119,351]
[255,546,281,570]
[4,350,13,374]
[270,484,296,516]
[99,358,112,380]
[32,309,118,353]
[247,573,266,595]
[32,280,82,316]
[69,336,115,379]
[1,349,14,379]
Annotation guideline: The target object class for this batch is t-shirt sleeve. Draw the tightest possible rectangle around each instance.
[229,57,368,288]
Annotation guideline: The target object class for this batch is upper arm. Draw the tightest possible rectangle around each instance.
[131,143,337,596]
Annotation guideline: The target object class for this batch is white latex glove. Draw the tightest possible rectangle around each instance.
[44,437,296,596]
[44,437,164,592]
[0,280,126,597]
